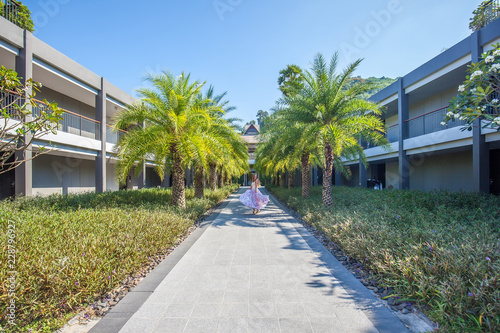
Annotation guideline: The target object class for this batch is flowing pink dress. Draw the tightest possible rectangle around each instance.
[239,182,269,210]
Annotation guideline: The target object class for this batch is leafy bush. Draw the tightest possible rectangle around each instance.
[0,185,238,332]
[269,185,500,332]
[1,1,34,32]
[16,2,34,32]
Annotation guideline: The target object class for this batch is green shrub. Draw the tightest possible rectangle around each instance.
[0,185,238,332]
[269,185,500,332]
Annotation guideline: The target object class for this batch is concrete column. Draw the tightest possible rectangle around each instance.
[95,77,107,193]
[398,78,410,189]
[15,30,33,197]
[471,31,490,193]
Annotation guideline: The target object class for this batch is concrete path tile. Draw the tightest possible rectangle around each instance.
[217,317,248,333]
[219,302,249,317]
[183,318,218,333]
[152,318,187,333]
[248,302,277,318]
[91,188,411,333]
[248,317,280,333]
[118,318,156,333]
[278,318,313,333]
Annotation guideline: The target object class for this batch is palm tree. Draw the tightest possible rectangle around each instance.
[278,64,305,97]
[113,71,222,208]
[280,53,388,206]
[256,109,322,197]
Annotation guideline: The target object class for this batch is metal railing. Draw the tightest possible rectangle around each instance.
[32,100,101,140]
[484,0,500,26]
[106,124,127,144]
[386,124,399,143]
[404,106,466,139]
[1,0,20,26]
[0,90,23,119]
[2,90,131,143]
[364,123,399,149]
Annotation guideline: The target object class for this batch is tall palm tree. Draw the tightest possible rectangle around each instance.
[280,53,388,206]
[198,85,244,190]
[113,71,221,208]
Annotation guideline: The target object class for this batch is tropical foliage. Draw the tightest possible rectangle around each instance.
[113,71,247,208]
[0,66,64,174]
[469,0,500,32]
[270,185,500,333]
[257,53,389,205]
[443,44,500,131]
[0,185,238,332]
[1,1,35,32]
[346,76,397,100]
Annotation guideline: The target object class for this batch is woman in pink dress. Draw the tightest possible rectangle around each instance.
[239,174,269,214]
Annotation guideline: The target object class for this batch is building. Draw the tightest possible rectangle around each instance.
[337,18,500,194]
[241,123,259,184]
[0,14,163,199]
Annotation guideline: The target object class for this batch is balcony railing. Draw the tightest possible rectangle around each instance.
[2,0,20,26]
[3,90,130,143]
[405,106,466,139]
[0,90,22,119]
[106,124,127,144]
[32,100,101,140]
[386,124,399,143]
[484,0,500,26]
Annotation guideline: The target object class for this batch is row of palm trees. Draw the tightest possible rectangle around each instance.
[256,53,389,206]
[113,71,249,208]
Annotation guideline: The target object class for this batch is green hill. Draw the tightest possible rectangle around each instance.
[347,76,398,100]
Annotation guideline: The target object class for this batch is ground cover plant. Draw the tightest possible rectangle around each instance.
[0,184,238,332]
[268,185,500,332]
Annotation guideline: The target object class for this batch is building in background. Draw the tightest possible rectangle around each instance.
[337,18,500,194]
[0,15,164,199]
[241,124,260,185]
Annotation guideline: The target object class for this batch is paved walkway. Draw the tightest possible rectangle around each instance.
[91,187,409,333]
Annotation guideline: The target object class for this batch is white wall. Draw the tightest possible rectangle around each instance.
[409,150,473,191]
[32,154,95,196]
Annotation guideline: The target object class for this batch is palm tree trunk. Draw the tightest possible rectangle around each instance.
[209,162,217,191]
[224,172,229,185]
[322,142,334,206]
[288,170,294,188]
[171,145,186,208]
[217,168,224,189]
[194,166,204,198]
[301,152,310,198]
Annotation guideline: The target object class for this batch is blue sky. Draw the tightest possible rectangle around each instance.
[24,0,482,126]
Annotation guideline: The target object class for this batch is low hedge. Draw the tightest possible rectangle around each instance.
[268,185,500,332]
[0,185,238,332]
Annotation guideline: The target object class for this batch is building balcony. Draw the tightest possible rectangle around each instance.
[2,90,128,152]
[405,106,466,139]
[1,0,20,27]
